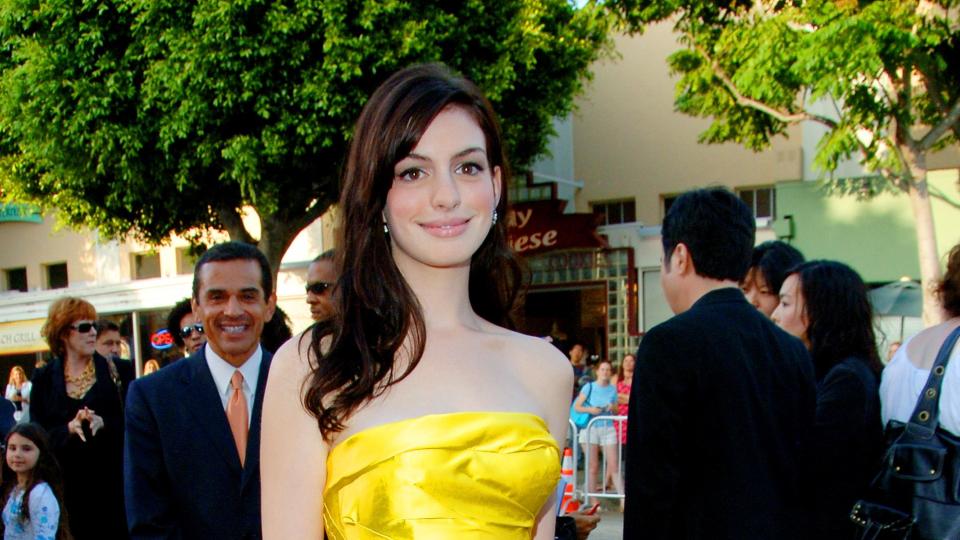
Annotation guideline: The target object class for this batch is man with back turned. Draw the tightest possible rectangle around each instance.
[623,188,816,539]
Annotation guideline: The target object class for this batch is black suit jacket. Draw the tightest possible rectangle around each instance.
[124,348,271,540]
[624,288,816,540]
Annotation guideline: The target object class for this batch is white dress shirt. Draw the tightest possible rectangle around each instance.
[205,343,262,427]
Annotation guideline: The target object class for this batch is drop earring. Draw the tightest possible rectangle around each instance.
[492,210,498,225]
[383,223,389,234]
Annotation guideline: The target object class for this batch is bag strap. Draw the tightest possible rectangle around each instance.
[907,326,960,430]
[105,357,124,415]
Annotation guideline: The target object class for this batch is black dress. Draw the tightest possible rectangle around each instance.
[30,353,133,539]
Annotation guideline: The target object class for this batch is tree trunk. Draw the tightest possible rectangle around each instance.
[904,154,944,326]
[257,213,301,292]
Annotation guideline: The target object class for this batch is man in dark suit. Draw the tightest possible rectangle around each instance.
[623,188,816,540]
[124,242,277,539]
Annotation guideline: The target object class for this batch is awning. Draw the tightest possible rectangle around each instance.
[0,318,48,355]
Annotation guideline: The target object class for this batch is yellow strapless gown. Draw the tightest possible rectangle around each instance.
[323,411,560,539]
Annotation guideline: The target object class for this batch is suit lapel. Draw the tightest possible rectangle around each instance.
[183,350,243,474]
[241,351,272,488]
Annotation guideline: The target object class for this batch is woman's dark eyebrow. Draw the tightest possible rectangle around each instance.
[405,147,487,161]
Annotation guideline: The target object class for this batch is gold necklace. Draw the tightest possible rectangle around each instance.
[65,360,95,399]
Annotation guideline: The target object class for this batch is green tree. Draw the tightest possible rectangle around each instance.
[0,0,611,275]
[607,0,959,324]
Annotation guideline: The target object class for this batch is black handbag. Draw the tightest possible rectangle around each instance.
[850,326,960,540]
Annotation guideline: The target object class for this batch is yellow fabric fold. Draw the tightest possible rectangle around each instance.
[324,411,560,540]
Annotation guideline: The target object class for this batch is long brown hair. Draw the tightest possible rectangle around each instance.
[1,423,72,539]
[303,63,523,441]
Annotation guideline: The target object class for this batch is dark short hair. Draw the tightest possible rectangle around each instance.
[662,188,755,281]
[192,241,272,300]
[313,249,335,263]
[937,242,960,318]
[790,260,882,376]
[165,298,194,348]
[96,319,120,334]
[749,241,805,295]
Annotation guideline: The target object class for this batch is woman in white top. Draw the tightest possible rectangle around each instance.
[4,367,31,423]
[881,242,960,435]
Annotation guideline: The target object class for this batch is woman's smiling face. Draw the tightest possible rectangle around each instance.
[384,105,500,273]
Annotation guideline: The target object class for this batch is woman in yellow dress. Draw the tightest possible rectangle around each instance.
[261,63,573,539]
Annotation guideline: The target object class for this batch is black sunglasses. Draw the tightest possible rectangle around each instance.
[180,323,204,339]
[71,321,98,333]
[306,282,333,295]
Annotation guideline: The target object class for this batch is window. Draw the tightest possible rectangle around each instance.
[592,199,636,226]
[176,247,198,275]
[3,267,27,292]
[661,195,680,219]
[132,252,161,280]
[45,262,68,289]
[737,186,776,219]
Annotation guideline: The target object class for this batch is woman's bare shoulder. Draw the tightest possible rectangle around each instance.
[495,329,572,381]
[904,319,960,369]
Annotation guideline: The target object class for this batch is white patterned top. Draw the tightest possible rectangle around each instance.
[2,482,59,540]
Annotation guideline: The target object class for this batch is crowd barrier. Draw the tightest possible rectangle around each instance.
[567,415,627,504]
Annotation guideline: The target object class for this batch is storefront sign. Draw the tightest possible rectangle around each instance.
[507,200,605,256]
[0,319,48,355]
[0,203,42,223]
[150,329,174,350]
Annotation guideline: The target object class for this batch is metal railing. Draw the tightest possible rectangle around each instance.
[576,415,627,503]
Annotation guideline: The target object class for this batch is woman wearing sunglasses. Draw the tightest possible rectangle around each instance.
[32,297,130,539]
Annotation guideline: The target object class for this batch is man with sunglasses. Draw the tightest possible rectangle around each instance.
[165,298,207,359]
[125,242,275,539]
[305,249,336,322]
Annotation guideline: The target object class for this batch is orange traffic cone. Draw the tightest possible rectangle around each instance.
[560,447,580,515]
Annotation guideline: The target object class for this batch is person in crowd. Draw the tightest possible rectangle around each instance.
[305,250,337,323]
[741,240,805,317]
[886,340,902,363]
[573,359,623,507]
[33,297,129,538]
[615,354,634,449]
[142,360,161,376]
[261,63,571,539]
[881,241,960,463]
[165,298,206,360]
[5,366,31,423]
[625,188,816,539]
[94,319,124,360]
[124,241,275,539]
[569,343,587,383]
[772,260,884,538]
[1,423,69,540]
[261,306,293,354]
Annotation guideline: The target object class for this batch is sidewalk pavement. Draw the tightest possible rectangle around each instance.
[588,508,623,540]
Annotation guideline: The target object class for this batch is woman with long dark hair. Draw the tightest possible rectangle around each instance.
[261,64,572,539]
[32,297,128,539]
[772,260,884,539]
[1,423,71,539]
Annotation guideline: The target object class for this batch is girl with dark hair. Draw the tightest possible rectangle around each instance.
[261,64,571,539]
[741,240,805,317]
[772,260,884,539]
[1,423,70,540]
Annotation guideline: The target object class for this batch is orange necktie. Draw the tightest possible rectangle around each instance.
[226,370,249,466]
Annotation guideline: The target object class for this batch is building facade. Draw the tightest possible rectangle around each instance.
[2,24,959,376]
